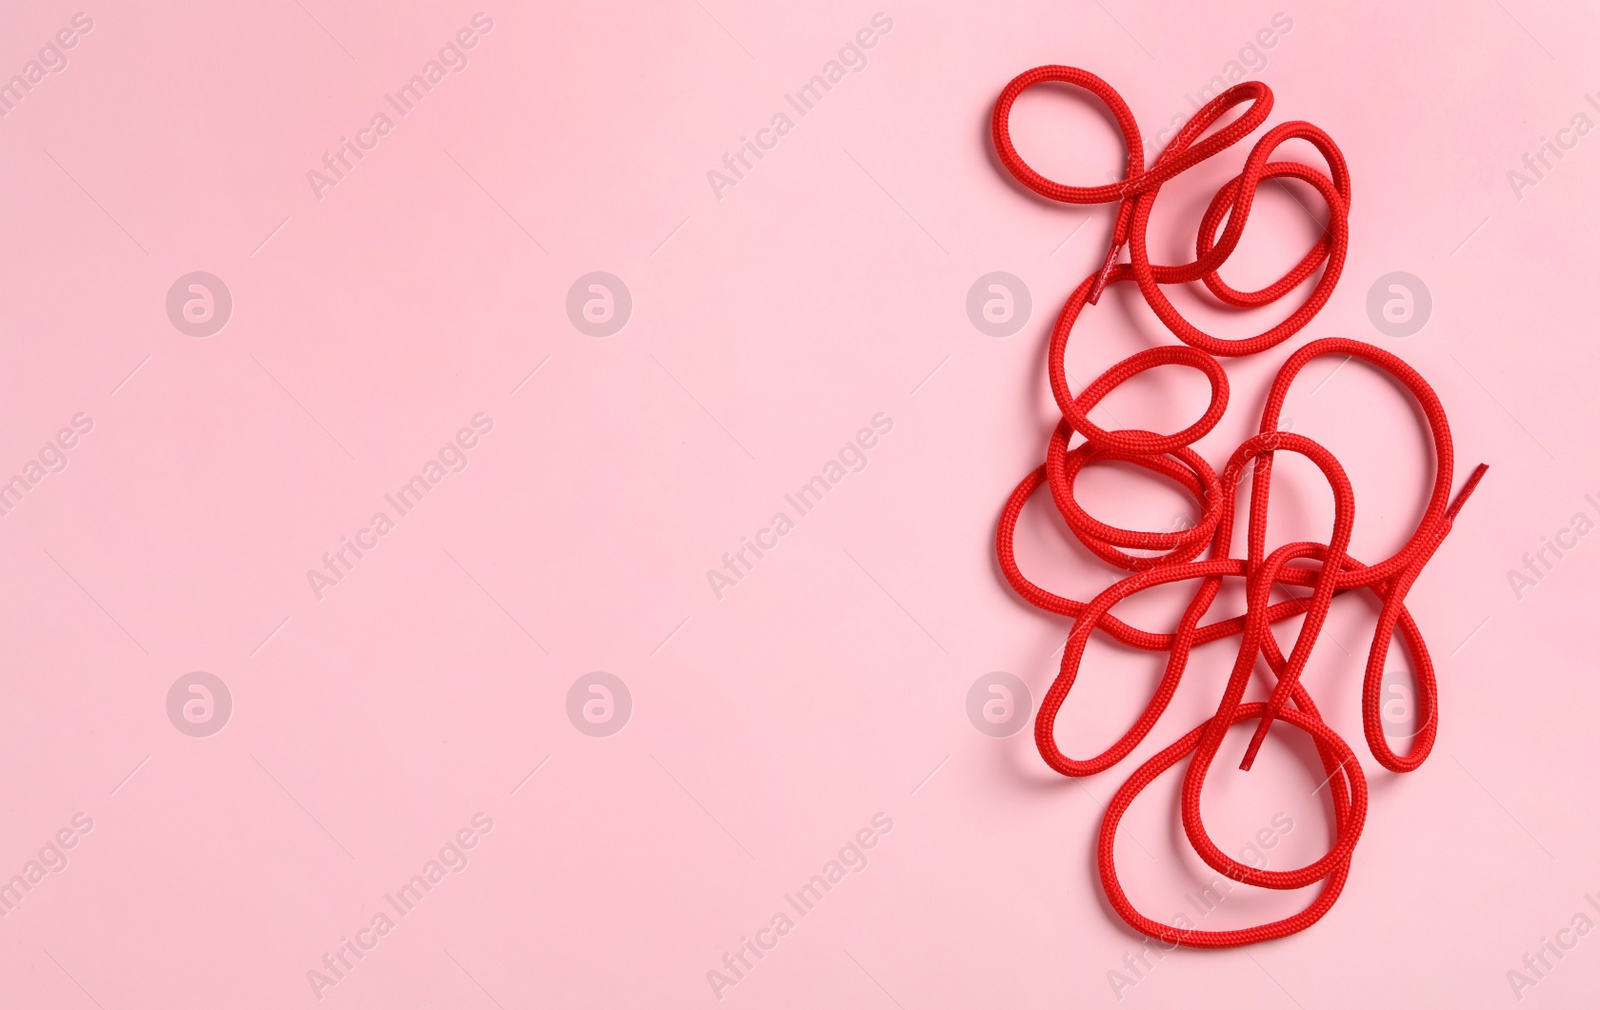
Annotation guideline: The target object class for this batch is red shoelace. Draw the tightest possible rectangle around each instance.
[990,66,1488,947]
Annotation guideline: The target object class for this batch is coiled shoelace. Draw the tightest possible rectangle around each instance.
[990,66,1488,947]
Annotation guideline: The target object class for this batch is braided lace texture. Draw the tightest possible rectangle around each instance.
[990,65,1488,947]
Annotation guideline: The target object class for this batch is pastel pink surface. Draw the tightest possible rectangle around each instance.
[0,2,1595,1007]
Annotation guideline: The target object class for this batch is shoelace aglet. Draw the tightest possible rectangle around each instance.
[1443,462,1489,524]
[1239,711,1275,771]
[1087,239,1124,305]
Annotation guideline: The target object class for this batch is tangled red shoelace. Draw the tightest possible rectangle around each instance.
[990,66,1488,947]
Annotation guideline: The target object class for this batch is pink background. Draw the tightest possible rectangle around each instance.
[1,1,1597,1006]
